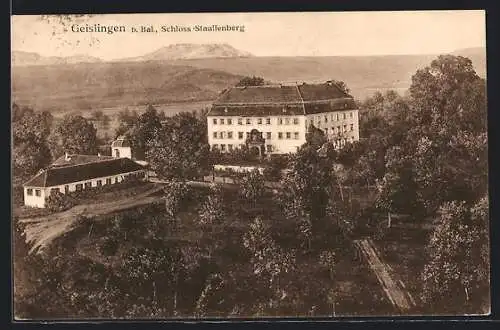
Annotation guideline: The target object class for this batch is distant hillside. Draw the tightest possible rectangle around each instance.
[115,43,254,62]
[163,48,486,100]
[12,51,102,66]
[11,62,243,113]
[11,47,486,114]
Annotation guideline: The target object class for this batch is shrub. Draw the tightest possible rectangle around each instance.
[45,190,77,212]
[99,236,120,256]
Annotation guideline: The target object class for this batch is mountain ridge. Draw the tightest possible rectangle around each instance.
[12,44,484,67]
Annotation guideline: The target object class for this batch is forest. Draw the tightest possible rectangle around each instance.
[12,54,489,318]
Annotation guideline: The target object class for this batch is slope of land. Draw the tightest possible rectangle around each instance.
[11,48,486,113]
[12,62,243,113]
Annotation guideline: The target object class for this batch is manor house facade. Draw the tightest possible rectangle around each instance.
[206,81,359,156]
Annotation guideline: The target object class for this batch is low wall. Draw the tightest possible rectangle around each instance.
[213,164,265,175]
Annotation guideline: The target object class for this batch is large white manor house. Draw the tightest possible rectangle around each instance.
[207,81,359,155]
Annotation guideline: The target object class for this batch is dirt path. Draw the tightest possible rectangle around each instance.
[20,185,165,254]
[353,238,415,313]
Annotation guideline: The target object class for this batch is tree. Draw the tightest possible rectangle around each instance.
[279,145,336,234]
[421,197,489,313]
[45,190,76,212]
[115,108,139,138]
[305,124,327,149]
[198,184,225,226]
[12,105,53,179]
[129,104,163,158]
[239,169,265,206]
[375,146,419,223]
[236,76,265,87]
[409,55,486,135]
[163,181,191,218]
[48,114,97,158]
[147,112,210,180]
[330,80,350,95]
[243,217,296,311]
[319,251,337,315]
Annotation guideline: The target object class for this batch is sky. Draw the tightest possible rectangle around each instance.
[11,11,486,60]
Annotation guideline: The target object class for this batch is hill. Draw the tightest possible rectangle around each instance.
[163,48,486,100]
[12,51,102,66]
[11,62,243,113]
[11,47,486,114]
[116,43,254,62]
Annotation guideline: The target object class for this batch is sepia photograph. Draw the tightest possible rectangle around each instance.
[11,10,489,319]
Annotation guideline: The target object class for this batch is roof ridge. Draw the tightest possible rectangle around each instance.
[295,84,306,115]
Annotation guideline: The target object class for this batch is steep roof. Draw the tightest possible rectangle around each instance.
[208,82,356,117]
[297,83,350,101]
[24,157,145,188]
[215,85,301,104]
[112,136,132,148]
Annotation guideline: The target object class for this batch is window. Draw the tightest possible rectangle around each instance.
[266,117,271,125]
[115,177,119,184]
[324,128,329,134]
[258,118,262,125]
[213,132,217,139]
[106,178,112,185]
[343,124,347,132]
[228,144,233,151]
[228,131,233,139]
[212,144,218,150]
[220,118,225,125]
[221,144,226,151]
[343,113,346,119]
[239,144,245,148]
[337,126,341,134]
[76,184,83,191]
[350,112,353,118]
[278,132,283,139]
[85,182,92,189]
[325,116,328,123]
[350,124,354,131]
[227,118,232,125]
[27,188,33,196]
[351,136,355,140]
[238,132,244,139]
[278,118,283,125]
[294,132,299,139]
[285,118,290,125]
[213,118,217,125]
[336,114,339,121]
[50,188,59,195]
[97,180,102,187]
[286,132,291,139]
[246,118,251,125]
[64,185,69,193]
[266,145,273,152]
[266,132,271,139]
[293,118,299,125]
[35,189,41,197]
[238,118,243,125]
[219,132,224,139]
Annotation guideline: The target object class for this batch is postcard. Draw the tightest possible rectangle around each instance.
[11,11,489,319]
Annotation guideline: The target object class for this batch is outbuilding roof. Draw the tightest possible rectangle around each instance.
[111,136,131,148]
[24,157,146,188]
